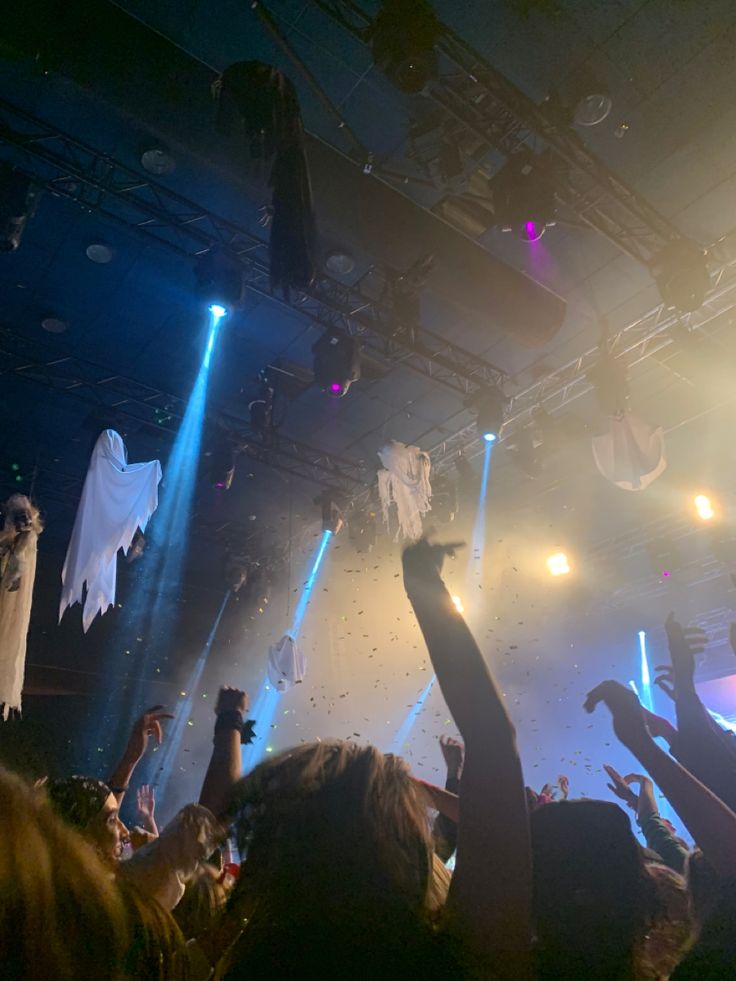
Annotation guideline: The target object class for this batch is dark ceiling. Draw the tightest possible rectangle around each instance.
[3,0,736,787]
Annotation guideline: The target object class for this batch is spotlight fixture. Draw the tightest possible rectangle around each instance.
[371,0,442,94]
[468,387,506,443]
[209,439,236,490]
[195,250,246,311]
[694,494,716,521]
[0,164,40,252]
[654,242,710,313]
[318,491,344,536]
[546,552,570,577]
[312,329,361,397]
[140,146,176,175]
[451,595,464,614]
[492,151,557,242]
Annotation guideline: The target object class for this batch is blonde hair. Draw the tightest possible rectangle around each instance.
[0,765,128,980]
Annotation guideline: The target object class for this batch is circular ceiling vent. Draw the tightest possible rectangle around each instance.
[86,242,114,263]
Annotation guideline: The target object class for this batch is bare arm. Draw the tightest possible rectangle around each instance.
[414,778,460,825]
[199,687,248,820]
[108,706,173,806]
[587,681,736,878]
[403,541,532,977]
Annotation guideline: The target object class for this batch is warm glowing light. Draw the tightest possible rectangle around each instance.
[451,595,464,614]
[547,551,571,577]
[694,494,715,521]
[208,303,227,319]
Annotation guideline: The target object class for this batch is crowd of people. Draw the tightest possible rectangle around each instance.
[3,538,736,979]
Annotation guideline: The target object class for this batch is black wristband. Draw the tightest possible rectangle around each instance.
[214,710,257,745]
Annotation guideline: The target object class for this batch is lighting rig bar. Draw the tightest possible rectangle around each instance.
[0,99,506,397]
[0,327,369,495]
[309,0,695,267]
[430,236,736,472]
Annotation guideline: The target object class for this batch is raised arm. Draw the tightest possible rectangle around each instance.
[403,540,531,977]
[587,681,736,878]
[199,686,248,820]
[108,705,173,806]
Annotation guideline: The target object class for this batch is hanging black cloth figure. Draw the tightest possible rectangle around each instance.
[213,61,316,296]
[587,325,666,491]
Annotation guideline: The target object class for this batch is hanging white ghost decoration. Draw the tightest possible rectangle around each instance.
[377,440,432,541]
[0,494,43,719]
[592,411,667,491]
[268,632,305,692]
[60,430,162,632]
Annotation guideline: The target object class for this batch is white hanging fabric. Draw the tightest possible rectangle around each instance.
[268,632,305,692]
[592,412,667,491]
[0,495,43,719]
[377,440,432,541]
[59,430,162,632]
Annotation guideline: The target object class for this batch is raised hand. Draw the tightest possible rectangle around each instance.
[402,538,464,590]
[557,774,570,800]
[126,705,174,761]
[604,764,638,810]
[136,784,156,824]
[215,686,249,716]
[439,735,465,779]
[664,612,707,691]
[653,665,677,702]
[584,681,651,753]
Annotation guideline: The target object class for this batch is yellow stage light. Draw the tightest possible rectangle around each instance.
[694,494,715,521]
[547,552,571,577]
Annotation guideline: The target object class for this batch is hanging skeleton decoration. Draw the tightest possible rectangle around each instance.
[213,61,316,296]
[588,328,666,491]
[0,494,43,719]
[60,430,162,632]
[377,440,432,541]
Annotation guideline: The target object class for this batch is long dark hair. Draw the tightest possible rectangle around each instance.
[531,800,658,980]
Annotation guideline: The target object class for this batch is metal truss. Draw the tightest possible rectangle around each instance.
[430,234,736,472]
[309,0,696,267]
[0,327,370,495]
[0,98,506,397]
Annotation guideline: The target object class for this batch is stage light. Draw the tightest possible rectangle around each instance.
[196,250,245,311]
[471,387,506,443]
[492,151,557,242]
[319,491,344,536]
[312,329,361,397]
[86,242,114,264]
[451,595,464,614]
[0,164,40,252]
[547,552,570,577]
[371,0,441,94]
[694,494,715,521]
[325,249,355,276]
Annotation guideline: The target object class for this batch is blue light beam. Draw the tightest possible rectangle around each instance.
[90,305,225,764]
[639,630,654,713]
[391,675,436,755]
[242,529,334,773]
[154,589,231,803]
